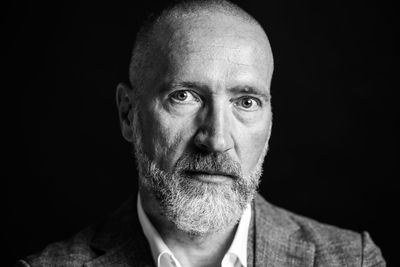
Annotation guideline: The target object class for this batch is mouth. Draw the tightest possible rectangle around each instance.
[184,170,235,184]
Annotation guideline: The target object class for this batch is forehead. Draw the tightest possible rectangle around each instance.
[166,13,269,51]
[150,12,273,92]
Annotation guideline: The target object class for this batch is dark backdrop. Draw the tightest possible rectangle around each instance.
[4,0,398,265]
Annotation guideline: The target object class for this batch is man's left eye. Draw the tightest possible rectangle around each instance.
[169,90,199,103]
[234,96,261,111]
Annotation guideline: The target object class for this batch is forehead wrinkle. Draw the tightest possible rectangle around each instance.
[170,29,268,57]
[166,39,269,68]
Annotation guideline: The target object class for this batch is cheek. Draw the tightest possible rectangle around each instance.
[141,102,193,171]
[238,112,272,173]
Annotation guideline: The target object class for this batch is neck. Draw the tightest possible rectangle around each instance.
[140,190,238,267]
[163,223,237,267]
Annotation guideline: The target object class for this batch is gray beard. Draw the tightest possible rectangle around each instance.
[132,106,268,236]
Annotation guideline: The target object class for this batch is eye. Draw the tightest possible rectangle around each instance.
[234,96,261,111]
[169,90,200,104]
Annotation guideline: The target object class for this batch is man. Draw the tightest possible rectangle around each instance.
[18,0,385,266]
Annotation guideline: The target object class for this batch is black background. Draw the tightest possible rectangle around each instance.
[4,0,398,265]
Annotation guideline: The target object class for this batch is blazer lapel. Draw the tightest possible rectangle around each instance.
[84,195,155,267]
[247,195,315,267]
[84,239,154,267]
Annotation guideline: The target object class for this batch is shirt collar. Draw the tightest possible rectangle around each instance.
[225,202,251,267]
[137,194,251,267]
[137,194,182,267]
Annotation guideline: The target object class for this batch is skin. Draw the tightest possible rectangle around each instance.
[117,11,274,267]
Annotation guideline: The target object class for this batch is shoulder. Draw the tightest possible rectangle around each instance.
[254,194,386,266]
[16,227,98,267]
[17,195,152,267]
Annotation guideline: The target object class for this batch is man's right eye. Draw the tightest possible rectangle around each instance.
[169,90,200,104]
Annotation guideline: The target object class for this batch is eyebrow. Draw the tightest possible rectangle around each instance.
[229,85,270,102]
[168,81,208,91]
[167,81,270,101]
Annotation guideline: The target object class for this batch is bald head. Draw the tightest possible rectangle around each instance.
[129,0,274,94]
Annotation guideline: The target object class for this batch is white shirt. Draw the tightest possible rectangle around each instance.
[137,195,251,267]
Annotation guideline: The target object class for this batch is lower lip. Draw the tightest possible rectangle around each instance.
[187,172,231,184]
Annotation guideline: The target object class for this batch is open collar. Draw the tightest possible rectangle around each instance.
[84,194,315,267]
[137,193,251,267]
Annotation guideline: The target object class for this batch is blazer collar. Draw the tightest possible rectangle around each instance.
[84,194,315,267]
[247,194,315,267]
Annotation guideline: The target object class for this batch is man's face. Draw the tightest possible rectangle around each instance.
[130,13,273,234]
[140,14,273,179]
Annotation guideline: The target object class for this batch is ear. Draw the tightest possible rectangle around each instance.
[116,82,134,142]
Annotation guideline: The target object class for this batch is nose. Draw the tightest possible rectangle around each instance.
[194,102,233,153]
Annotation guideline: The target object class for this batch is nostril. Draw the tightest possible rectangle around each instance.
[194,136,209,150]
[199,143,209,150]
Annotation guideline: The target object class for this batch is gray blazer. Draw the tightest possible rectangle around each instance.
[18,194,385,266]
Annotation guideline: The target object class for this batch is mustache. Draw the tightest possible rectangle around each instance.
[174,152,243,180]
